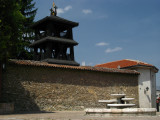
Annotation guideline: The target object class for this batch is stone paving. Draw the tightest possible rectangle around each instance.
[0,111,160,120]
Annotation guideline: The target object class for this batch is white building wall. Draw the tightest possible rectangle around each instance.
[137,68,152,108]
[132,67,157,108]
[150,70,156,108]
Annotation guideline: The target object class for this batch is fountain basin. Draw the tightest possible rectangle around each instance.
[85,108,156,116]
[107,104,135,108]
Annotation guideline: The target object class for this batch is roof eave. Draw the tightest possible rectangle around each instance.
[121,65,159,73]
[8,59,140,75]
[31,16,79,29]
[30,36,78,47]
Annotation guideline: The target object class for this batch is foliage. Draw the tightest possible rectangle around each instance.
[18,0,37,59]
[0,0,37,62]
[0,0,25,62]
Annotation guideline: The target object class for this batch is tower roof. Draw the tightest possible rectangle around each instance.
[31,15,79,29]
[30,36,78,47]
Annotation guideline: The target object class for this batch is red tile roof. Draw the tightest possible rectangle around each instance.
[95,59,158,72]
[9,59,139,75]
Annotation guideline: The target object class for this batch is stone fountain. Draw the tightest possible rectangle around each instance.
[85,94,156,116]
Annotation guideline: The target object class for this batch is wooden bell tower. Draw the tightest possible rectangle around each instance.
[30,3,79,66]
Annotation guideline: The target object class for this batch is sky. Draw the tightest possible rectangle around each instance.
[33,0,160,87]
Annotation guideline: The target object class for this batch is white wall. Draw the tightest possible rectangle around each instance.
[150,70,156,108]
[137,68,152,108]
[134,67,156,108]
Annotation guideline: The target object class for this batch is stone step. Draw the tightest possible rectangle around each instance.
[121,98,134,101]
[98,99,118,103]
[107,104,135,107]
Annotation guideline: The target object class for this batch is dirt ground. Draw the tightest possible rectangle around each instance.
[0,111,160,120]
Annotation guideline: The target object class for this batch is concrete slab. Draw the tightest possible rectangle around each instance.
[98,99,118,103]
[111,94,126,98]
[122,98,135,101]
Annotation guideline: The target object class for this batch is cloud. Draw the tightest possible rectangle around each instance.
[96,42,109,46]
[57,5,72,15]
[64,5,72,11]
[82,9,92,14]
[105,47,123,53]
[57,8,65,14]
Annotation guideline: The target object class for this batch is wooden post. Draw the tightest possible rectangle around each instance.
[46,42,52,58]
[34,47,38,60]
[68,28,73,39]
[70,46,74,60]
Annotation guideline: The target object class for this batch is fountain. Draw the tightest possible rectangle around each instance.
[85,94,156,116]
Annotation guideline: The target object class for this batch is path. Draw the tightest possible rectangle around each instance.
[0,111,160,120]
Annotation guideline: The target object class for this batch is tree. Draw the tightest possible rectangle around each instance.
[18,0,37,59]
[0,0,37,62]
[0,0,24,98]
[0,0,25,63]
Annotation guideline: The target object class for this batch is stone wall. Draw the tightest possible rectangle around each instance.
[2,63,139,112]
[0,103,14,114]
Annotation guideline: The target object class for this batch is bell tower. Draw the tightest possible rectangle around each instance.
[30,3,79,66]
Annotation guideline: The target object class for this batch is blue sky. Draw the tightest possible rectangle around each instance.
[33,0,160,86]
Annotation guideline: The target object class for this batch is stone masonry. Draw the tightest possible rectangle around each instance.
[2,60,139,112]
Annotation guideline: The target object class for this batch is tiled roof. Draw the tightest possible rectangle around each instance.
[9,59,139,75]
[95,59,158,72]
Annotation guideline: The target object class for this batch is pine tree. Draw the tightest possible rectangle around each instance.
[0,0,24,62]
[0,0,37,61]
[0,1,24,95]
[19,0,37,59]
